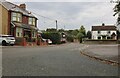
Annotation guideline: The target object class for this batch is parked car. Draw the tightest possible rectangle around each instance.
[61,38,66,43]
[42,38,52,44]
[0,35,15,46]
[47,39,52,44]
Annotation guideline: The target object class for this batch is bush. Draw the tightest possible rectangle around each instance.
[15,37,23,45]
[66,35,74,42]
[41,32,61,44]
[77,32,84,43]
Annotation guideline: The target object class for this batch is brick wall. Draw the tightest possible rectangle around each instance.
[22,15,28,24]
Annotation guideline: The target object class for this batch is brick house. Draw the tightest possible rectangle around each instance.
[91,23,117,40]
[0,1,38,46]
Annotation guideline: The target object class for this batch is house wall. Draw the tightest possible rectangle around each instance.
[92,30,117,40]
[8,11,11,35]
[0,4,2,34]
[92,31,98,39]
[0,4,8,35]
[22,15,28,24]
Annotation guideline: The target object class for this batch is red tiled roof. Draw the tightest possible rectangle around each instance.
[92,25,117,31]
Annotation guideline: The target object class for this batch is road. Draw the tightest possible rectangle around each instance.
[2,43,118,76]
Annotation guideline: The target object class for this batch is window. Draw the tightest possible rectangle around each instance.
[32,31,36,38]
[98,31,101,34]
[11,12,22,22]
[33,18,35,25]
[29,18,33,25]
[107,31,110,34]
[107,37,111,39]
[18,13,22,22]
[17,32,20,37]
[12,13,17,21]
[16,27,23,37]
[98,37,101,39]
[29,17,36,26]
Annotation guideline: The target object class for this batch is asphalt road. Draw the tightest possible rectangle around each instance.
[2,43,118,76]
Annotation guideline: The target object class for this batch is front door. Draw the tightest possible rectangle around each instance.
[102,36,106,40]
[24,29,31,42]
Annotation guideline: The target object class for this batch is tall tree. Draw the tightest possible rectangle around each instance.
[113,1,120,25]
[79,25,86,36]
[86,31,92,39]
[77,32,84,43]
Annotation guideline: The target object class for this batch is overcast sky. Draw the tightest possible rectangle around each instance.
[10,0,117,31]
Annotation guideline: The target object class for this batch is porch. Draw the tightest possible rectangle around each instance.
[11,22,38,46]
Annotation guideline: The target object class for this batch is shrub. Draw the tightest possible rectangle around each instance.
[41,32,61,44]
[66,35,74,42]
[77,32,84,43]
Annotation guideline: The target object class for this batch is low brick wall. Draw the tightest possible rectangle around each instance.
[84,40,117,44]
[15,37,23,45]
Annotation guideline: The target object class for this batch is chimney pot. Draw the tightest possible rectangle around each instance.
[102,23,105,26]
[19,4,26,10]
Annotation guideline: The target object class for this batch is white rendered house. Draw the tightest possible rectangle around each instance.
[91,24,117,40]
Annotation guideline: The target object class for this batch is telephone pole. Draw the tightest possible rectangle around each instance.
[56,20,58,31]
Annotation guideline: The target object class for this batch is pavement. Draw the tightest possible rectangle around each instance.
[80,44,119,66]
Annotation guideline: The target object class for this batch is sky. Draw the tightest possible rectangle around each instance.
[5,0,118,31]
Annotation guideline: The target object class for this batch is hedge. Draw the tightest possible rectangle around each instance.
[41,32,61,44]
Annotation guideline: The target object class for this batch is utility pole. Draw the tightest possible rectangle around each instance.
[64,25,65,30]
[56,20,58,31]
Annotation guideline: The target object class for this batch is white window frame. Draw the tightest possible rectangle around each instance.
[32,31,36,38]
[11,12,22,22]
[16,27,23,37]
[29,17,36,26]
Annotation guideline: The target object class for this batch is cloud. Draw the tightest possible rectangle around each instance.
[13,2,117,30]
[7,0,111,2]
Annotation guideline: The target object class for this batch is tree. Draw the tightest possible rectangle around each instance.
[79,25,86,36]
[71,29,79,36]
[58,29,64,32]
[65,30,73,37]
[113,1,120,25]
[46,28,57,32]
[86,31,92,39]
[77,32,84,43]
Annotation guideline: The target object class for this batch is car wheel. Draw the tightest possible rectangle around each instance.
[10,44,14,46]
[2,41,6,46]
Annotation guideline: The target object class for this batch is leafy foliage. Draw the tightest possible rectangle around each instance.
[71,29,79,36]
[86,31,92,39]
[46,28,57,32]
[41,32,61,44]
[114,1,120,24]
[77,32,84,43]
[79,25,86,36]
[66,35,74,42]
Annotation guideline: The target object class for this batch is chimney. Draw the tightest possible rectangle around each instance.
[102,23,105,26]
[19,4,26,10]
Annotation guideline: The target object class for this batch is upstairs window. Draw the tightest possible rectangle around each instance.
[11,12,22,22]
[29,17,35,26]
